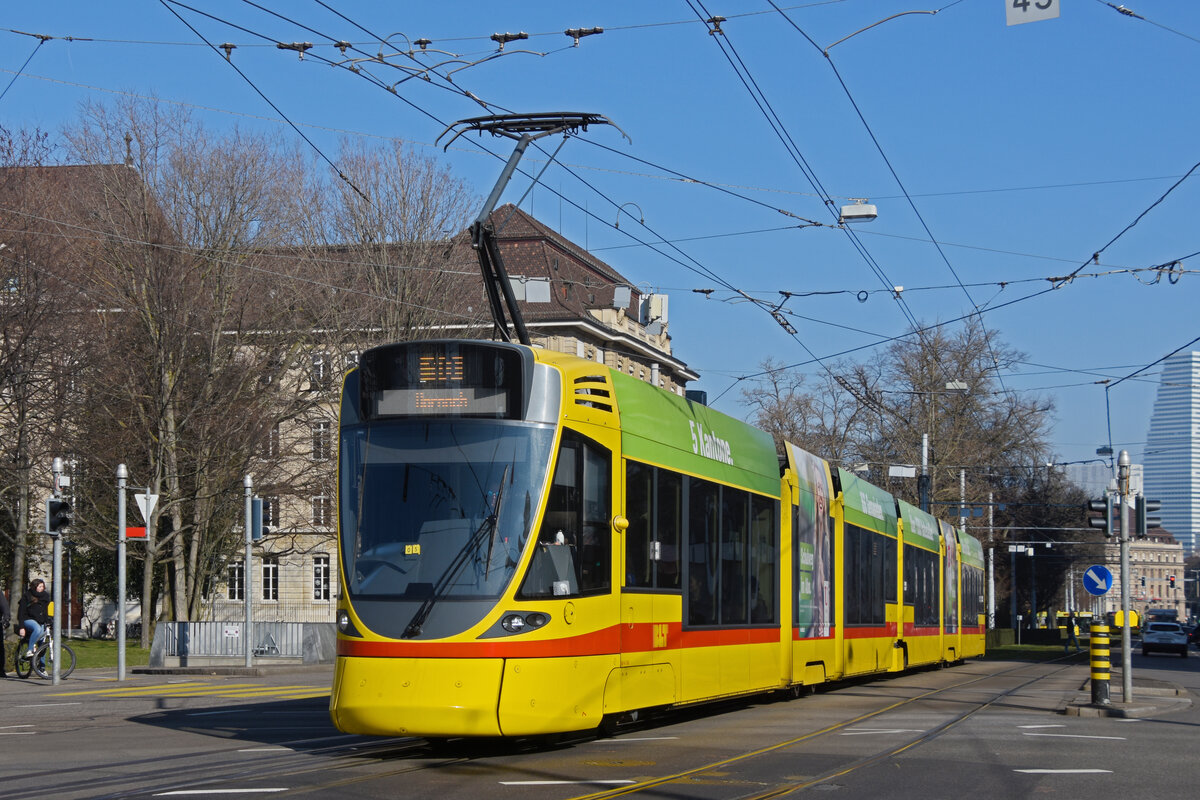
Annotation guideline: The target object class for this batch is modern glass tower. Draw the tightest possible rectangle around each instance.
[1143,351,1200,555]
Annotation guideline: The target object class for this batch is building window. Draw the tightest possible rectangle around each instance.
[311,351,331,390]
[312,495,331,528]
[262,556,279,601]
[313,555,331,601]
[262,423,280,460]
[227,562,244,601]
[311,421,331,462]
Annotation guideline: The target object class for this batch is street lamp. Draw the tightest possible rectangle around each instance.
[834,378,968,511]
[916,381,968,512]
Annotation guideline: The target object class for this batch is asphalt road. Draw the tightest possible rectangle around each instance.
[0,650,1195,799]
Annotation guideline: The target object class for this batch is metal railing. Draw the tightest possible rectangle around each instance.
[150,621,335,665]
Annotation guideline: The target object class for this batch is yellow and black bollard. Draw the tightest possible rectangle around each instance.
[1090,623,1111,706]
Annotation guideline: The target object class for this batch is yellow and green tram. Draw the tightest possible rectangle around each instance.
[330,339,985,738]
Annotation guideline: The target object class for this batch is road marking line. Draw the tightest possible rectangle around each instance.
[1023,733,1126,741]
[841,728,924,736]
[49,682,220,696]
[153,790,288,795]
[0,732,36,735]
[238,747,293,752]
[499,781,636,786]
[14,702,82,708]
[598,737,679,742]
[0,725,34,729]
[1018,724,1065,729]
[1015,769,1112,774]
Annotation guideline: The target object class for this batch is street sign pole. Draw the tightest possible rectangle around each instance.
[1118,450,1133,703]
[51,457,64,686]
[244,475,253,669]
[117,464,127,681]
[1082,563,1113,706]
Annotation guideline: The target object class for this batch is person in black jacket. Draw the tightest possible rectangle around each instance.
[17,578,51,658]
[0,587,9,677]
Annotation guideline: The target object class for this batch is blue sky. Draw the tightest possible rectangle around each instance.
[3,0,1198,473]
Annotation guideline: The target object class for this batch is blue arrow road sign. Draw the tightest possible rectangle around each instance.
[1083,565,1114,597]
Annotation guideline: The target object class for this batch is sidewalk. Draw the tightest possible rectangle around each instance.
[1063,672,1193,718]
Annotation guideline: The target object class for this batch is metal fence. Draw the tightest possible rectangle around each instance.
[150,621,335,665]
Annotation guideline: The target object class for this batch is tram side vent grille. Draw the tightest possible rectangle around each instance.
[573,375,613,413]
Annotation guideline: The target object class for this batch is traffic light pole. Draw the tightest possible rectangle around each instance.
[117,464,128,682]
[1117,450,1132,703]
[51,457,64,686]
[244,475,254,669]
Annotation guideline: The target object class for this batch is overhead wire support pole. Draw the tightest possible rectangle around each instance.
[438,113,630,346]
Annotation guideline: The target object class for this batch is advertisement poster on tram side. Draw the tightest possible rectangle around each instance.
[788,444,832,638]
[940,520,958,633]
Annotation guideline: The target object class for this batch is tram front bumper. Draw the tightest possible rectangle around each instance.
[330,656,505,737]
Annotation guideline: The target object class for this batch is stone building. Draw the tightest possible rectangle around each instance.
[205,204,698,623]
[1098,528,1187,623]
[1,158,697,629]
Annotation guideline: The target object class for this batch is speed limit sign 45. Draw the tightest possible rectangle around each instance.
[1006,0,1060,26]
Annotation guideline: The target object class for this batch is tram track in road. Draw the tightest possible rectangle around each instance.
[77,735,443,800]
[568,657,1081,800]
[147,657,1076,799]
[29,656,1082,799]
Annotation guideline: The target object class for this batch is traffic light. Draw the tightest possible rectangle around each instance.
[1135,496,1162,538]
[1140,576,1146,587]
[45,498,72,535]
[1169,575,1176,589]
[1086,496,1114,537]
[251,497,264,541]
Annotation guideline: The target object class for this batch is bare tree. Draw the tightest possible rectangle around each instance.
[742,358,874,465]
[0,126,82,600]
[60,99,324,637]
[302,137,479,341]
[743,318,1098,621]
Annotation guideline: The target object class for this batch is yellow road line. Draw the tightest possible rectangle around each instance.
[49,682,214,696]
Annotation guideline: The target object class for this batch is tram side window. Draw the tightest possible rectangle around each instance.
[883,535,897,605]
[844,524,892,627]
[518,430,611,598]
[626,461,653,588]
[656,471,682,589]
[963,566,983,626]
[903,545,938,627]
[685,477,777,628]
[623,462,683,590]
[687,479,719,626]
[720,488,749,624]
[580,442,612,591]
[749,495,776,624]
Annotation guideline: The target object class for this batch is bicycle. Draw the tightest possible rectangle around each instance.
[13,625,76,680]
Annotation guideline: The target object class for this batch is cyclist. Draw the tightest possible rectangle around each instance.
[17,578,51,658]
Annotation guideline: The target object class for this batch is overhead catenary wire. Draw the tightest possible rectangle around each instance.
[0,37,46,104]
[7,4,1190,424]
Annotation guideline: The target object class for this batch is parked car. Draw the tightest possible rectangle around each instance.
[1141,622,1189,657]
[1189,625,1200,649]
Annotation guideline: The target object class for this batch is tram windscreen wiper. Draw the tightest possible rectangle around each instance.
[400,465,509,639]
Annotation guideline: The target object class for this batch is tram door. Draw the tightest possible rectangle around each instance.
[619,461,682,707]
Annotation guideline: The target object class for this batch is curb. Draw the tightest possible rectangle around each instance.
[1063,684,1193,718]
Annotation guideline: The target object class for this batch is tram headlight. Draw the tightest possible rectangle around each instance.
[498,612,552,635]
[336,609,361,637]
